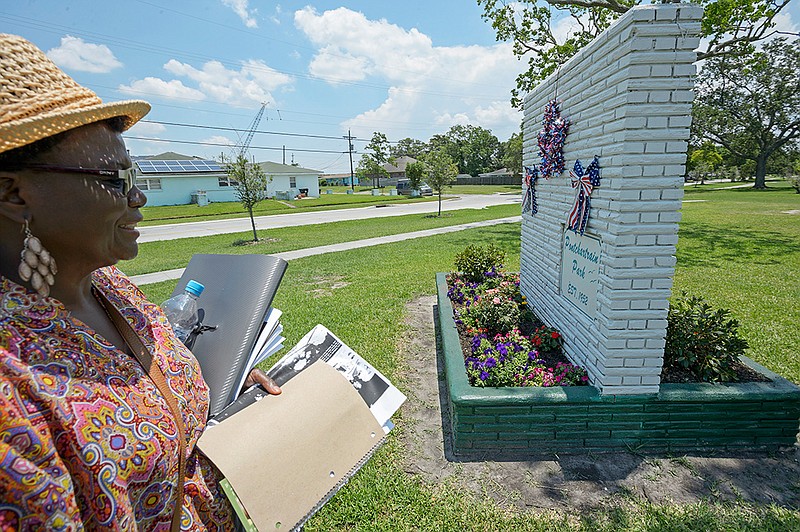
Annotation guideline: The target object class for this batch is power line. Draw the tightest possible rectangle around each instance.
[124,135,355,155]
[140,120,370,142]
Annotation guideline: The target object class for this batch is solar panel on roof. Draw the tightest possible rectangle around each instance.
[135,159,223,174]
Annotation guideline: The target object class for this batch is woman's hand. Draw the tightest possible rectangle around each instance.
[242,368,282,395]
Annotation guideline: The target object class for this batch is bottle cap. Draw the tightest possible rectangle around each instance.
[185,279,205,297]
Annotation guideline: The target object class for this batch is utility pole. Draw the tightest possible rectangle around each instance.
[344,129,355,191]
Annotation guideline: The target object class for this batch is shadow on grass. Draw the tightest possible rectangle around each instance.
[677,223,796,268]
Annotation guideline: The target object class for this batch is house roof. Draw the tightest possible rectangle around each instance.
[383,155,417,173]
[257,161,322,174]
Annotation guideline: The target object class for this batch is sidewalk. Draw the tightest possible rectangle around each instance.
[130,216,522,286]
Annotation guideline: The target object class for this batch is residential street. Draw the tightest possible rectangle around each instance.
[137,194,519,243]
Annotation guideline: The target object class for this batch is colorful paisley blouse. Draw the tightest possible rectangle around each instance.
[0,267,235,531]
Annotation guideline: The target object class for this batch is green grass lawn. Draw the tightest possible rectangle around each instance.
[139,193,437,226]
[137,182,799,530]
[119,204,521,276]
[678,181,800,383]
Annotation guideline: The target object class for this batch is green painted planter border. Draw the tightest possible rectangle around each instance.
[436,273,800,455]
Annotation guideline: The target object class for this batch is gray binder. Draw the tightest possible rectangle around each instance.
[170,254,287,416]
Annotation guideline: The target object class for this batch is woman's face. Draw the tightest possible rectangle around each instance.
[20,121,147,273]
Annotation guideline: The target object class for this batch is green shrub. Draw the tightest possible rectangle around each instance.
[664,293,749,382]
[453,243,506,284]
[458,288,521,335]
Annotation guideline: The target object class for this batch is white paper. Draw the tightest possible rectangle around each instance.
[232,307,284,396]
[266,324,406,432]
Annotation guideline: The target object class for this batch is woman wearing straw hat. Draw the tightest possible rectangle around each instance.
[0,34,280,530]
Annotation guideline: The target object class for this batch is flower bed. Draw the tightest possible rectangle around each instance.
[446,271,589,388]
[436,272,800,456]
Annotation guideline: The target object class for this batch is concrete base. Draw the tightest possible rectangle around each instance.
[436,273,800,456]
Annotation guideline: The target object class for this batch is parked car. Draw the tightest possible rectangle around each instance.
[396,179,433,196]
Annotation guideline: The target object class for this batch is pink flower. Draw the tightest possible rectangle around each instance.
[492,297,501,304]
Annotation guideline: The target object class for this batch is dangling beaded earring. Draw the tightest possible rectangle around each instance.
[18,219,57,298]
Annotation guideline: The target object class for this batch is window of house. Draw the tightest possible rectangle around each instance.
[218,175,239,187]
[136,177,162,191]
[290,176,297,188]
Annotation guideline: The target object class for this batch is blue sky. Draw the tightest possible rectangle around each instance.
[3,1,799,174]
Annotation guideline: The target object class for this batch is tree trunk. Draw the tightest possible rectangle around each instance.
[754,155,768,189]
[438,191,442,217]
[249,207,258,241]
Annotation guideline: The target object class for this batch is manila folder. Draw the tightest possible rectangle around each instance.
[197,361,385,531]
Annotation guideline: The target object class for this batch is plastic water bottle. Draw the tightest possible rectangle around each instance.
[161,279,204,342]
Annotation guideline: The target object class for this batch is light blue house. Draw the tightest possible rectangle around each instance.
[133,153,321,206]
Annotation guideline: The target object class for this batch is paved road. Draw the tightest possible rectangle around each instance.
[138,194,519,243]
[130,216,522,285]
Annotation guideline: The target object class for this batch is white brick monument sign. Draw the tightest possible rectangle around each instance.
[520,4,703,394]
[561,232,601,318]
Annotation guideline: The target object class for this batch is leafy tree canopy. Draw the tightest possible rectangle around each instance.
[361,132,393,188]
[478,0,795,107]
[424,148,459,215]
[692,37,800,188]
[225,154,270,241]
[405,160,427,190]
[500,131,523,178]
[429,124,501,176]
[390,137,428,159]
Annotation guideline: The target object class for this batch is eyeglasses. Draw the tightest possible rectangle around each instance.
[22,164,138,196]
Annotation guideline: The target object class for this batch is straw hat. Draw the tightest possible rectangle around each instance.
[0,33,150,154]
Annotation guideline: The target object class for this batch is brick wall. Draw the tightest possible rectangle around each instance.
[520,4,703,394]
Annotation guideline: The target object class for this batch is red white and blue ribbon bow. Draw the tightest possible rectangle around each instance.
[522,165,538,215]
[567,156,601,234]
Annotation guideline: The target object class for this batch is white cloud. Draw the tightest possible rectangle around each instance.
[121,58,293,107]
[163,59,293,107]
[307,46,369,82]
[271,4,282,25]
[126,121,166,135]
[203,135,235,147]
[118,77,206,101]
[222,0,258,28]
[46,35,122,73]
[294,7,523,142]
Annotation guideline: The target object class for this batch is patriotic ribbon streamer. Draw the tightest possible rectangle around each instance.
[567,156,601,234]
[522,165,538,215]
[537,99,570,179]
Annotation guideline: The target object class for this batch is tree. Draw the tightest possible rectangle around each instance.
[424,148,458,216]
[225,155,270,242]
[688,142,723,184]
[692,38,800,189]
[478,0,795,107]
[405,160,427,191]
[355,153,385,189]
[364,132,392,188]
[500,131,523,178]
[390,137,428,159]
[430,124,501,176]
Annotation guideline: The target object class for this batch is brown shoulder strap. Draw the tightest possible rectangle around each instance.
[95,288,187,532]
